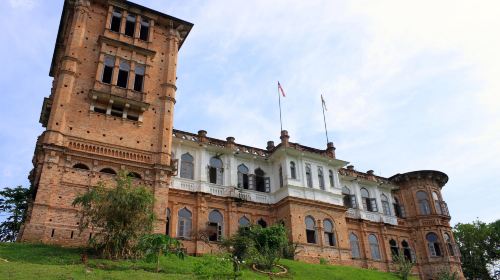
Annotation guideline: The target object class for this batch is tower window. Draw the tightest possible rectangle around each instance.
[417,191,431,215]
[290,161,296,179]
[317,167,325,190]
[110,8,122,32]
[305,164,312,188]
[426,232,442,257]
[208,157,223,185]
[102,56,115,84]
[237,164,249,189]
[117,61,130,88]
[125,13,136,37]
[328,169,334,187]
[381,194,391,216]
[140,18,150,41]
[361,188,378,212]
[110,103,124,117]
[342,186,357,208]
[134,64,145,92]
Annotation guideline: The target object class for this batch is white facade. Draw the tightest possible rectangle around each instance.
[171,130,398,225]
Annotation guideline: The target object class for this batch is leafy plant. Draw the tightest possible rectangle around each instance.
[249,224,288,271]
[0,186,31,242]
[392,250,414,280]
[72,171,155,259]
[137,234,185,272]
[319,258,328,265]
[436,268,460,280]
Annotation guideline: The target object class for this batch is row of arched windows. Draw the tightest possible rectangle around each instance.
[349,233,412,261]
[341,186,392,215]
[167,207,268,240]
[301,163,334,189]
[72,163,142,178]
[304,216,337,246]
[417,190,447,216]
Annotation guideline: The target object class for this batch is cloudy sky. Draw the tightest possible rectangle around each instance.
[1,0,499,225]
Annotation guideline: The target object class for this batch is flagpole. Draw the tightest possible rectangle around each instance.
[278,81,283,132]
[321,95,329,145]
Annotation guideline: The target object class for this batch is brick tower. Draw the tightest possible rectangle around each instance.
[390,171,464,279]
[20,0,192,244]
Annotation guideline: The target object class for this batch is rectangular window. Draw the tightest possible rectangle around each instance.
[134,64,145,91]
[125,14,136,37]
[325,232,335,246]
[306,229,316,244]
[370,198,378,212]
[102,56,115,84]
[117,61,130,88]
[127,112,139,121]
[110,104,124,117]
[140,18,150,41]
[110,8,122,32]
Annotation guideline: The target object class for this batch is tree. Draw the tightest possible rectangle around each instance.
[138,234,185,272]
[72,171,155,259]
[0,186,31,242]
[453,220,500,280]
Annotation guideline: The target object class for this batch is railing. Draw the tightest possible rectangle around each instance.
[345,208,398,225]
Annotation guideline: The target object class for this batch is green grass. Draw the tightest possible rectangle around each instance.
[0,242,403,279]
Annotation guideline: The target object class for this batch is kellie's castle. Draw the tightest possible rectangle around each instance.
[19,1,464,279]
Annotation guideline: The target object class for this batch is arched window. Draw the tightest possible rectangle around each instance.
[426,232,441,256]
[73,163,89,170]
[401,240,413,261]
[128,172,142,179]
[257,218,267,228]
[305,164,313,188]
[178,208,192,239]
[237,164,249,189]
[290,161,297,179]
[361,188,377,212]
[305,216,316,244]
[389,239,399,259]
[180,153,194,179]
[381,194,391,216]
[432,191,442,215]
[417,191,431,215]
[317,167,325,190]
[342,186,357,208]
[328,170,334,187]
[350,233,361,259]
[368,234,381,260]
[166,208,170,236]
[444,233,455,256]
[393,197,406,218]
[209,157,223,185]
[254,168,269,192]
[100,168,116,175]
[208,210,223,241]
[323,219,335,246]
[238,216,250,228]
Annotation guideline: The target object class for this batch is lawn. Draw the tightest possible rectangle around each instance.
[0,242,403,279]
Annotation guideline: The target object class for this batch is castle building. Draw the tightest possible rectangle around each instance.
[20,1,464,279]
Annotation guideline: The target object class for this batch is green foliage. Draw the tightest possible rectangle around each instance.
[0,186,31,242]
[282,242,299,260]
[137,234,185,272]
[392,250,414,280]
[319,258,328,265]
[223,224,288,272]
[436,268,460,280]
[72,171,155,259]
[453,219,500,280]
[193,254,234,279]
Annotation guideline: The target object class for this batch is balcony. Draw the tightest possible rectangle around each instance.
[345,208,398,225]
[92,83,146,104]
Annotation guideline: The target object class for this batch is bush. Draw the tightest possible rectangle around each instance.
[137,234,185,272]
[392,251,414,280]
[72,171,155,259]
[319,258,328,265]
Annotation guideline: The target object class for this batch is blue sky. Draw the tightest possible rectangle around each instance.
[1,0,499,225]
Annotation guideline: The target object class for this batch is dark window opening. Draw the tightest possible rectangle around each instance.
[110,104,124,117]
[128,172,142,179]
[402,240,412,261]
[325,232,335,246]
[70,231,74,239]
[134,74,144,92]
[100,168,117,175]
[102,66,113,84]
[257,218,267,228]
[110,9,122,32]
[117,70,129,88]
[208,210,223,241]
[318,167,325,190]
[305,216,316,244]
[426,233,442,257]
[324,219,335,246]
[73,163,89,170]
[209,167,217,184]
[127,113,139,121]
[390,239,399,259]
[124,14,136,37]
[329,170,334,187]
[290,161,296,179]
[305,164,312,188]
[166,208,170,236]
[237,164,249,189]
[255,168,266,192]
[209,157,223,185]
[94,106,107,114]
[51,229,55,238]
[140,18,150,41]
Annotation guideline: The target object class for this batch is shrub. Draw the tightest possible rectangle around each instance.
[392,251,414,280]
[72,171,155,259]
[137,234,185,272]
[249,224,288,270]
[319,257,328,265]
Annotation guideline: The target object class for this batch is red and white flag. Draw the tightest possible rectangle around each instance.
[278,81,286,97]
